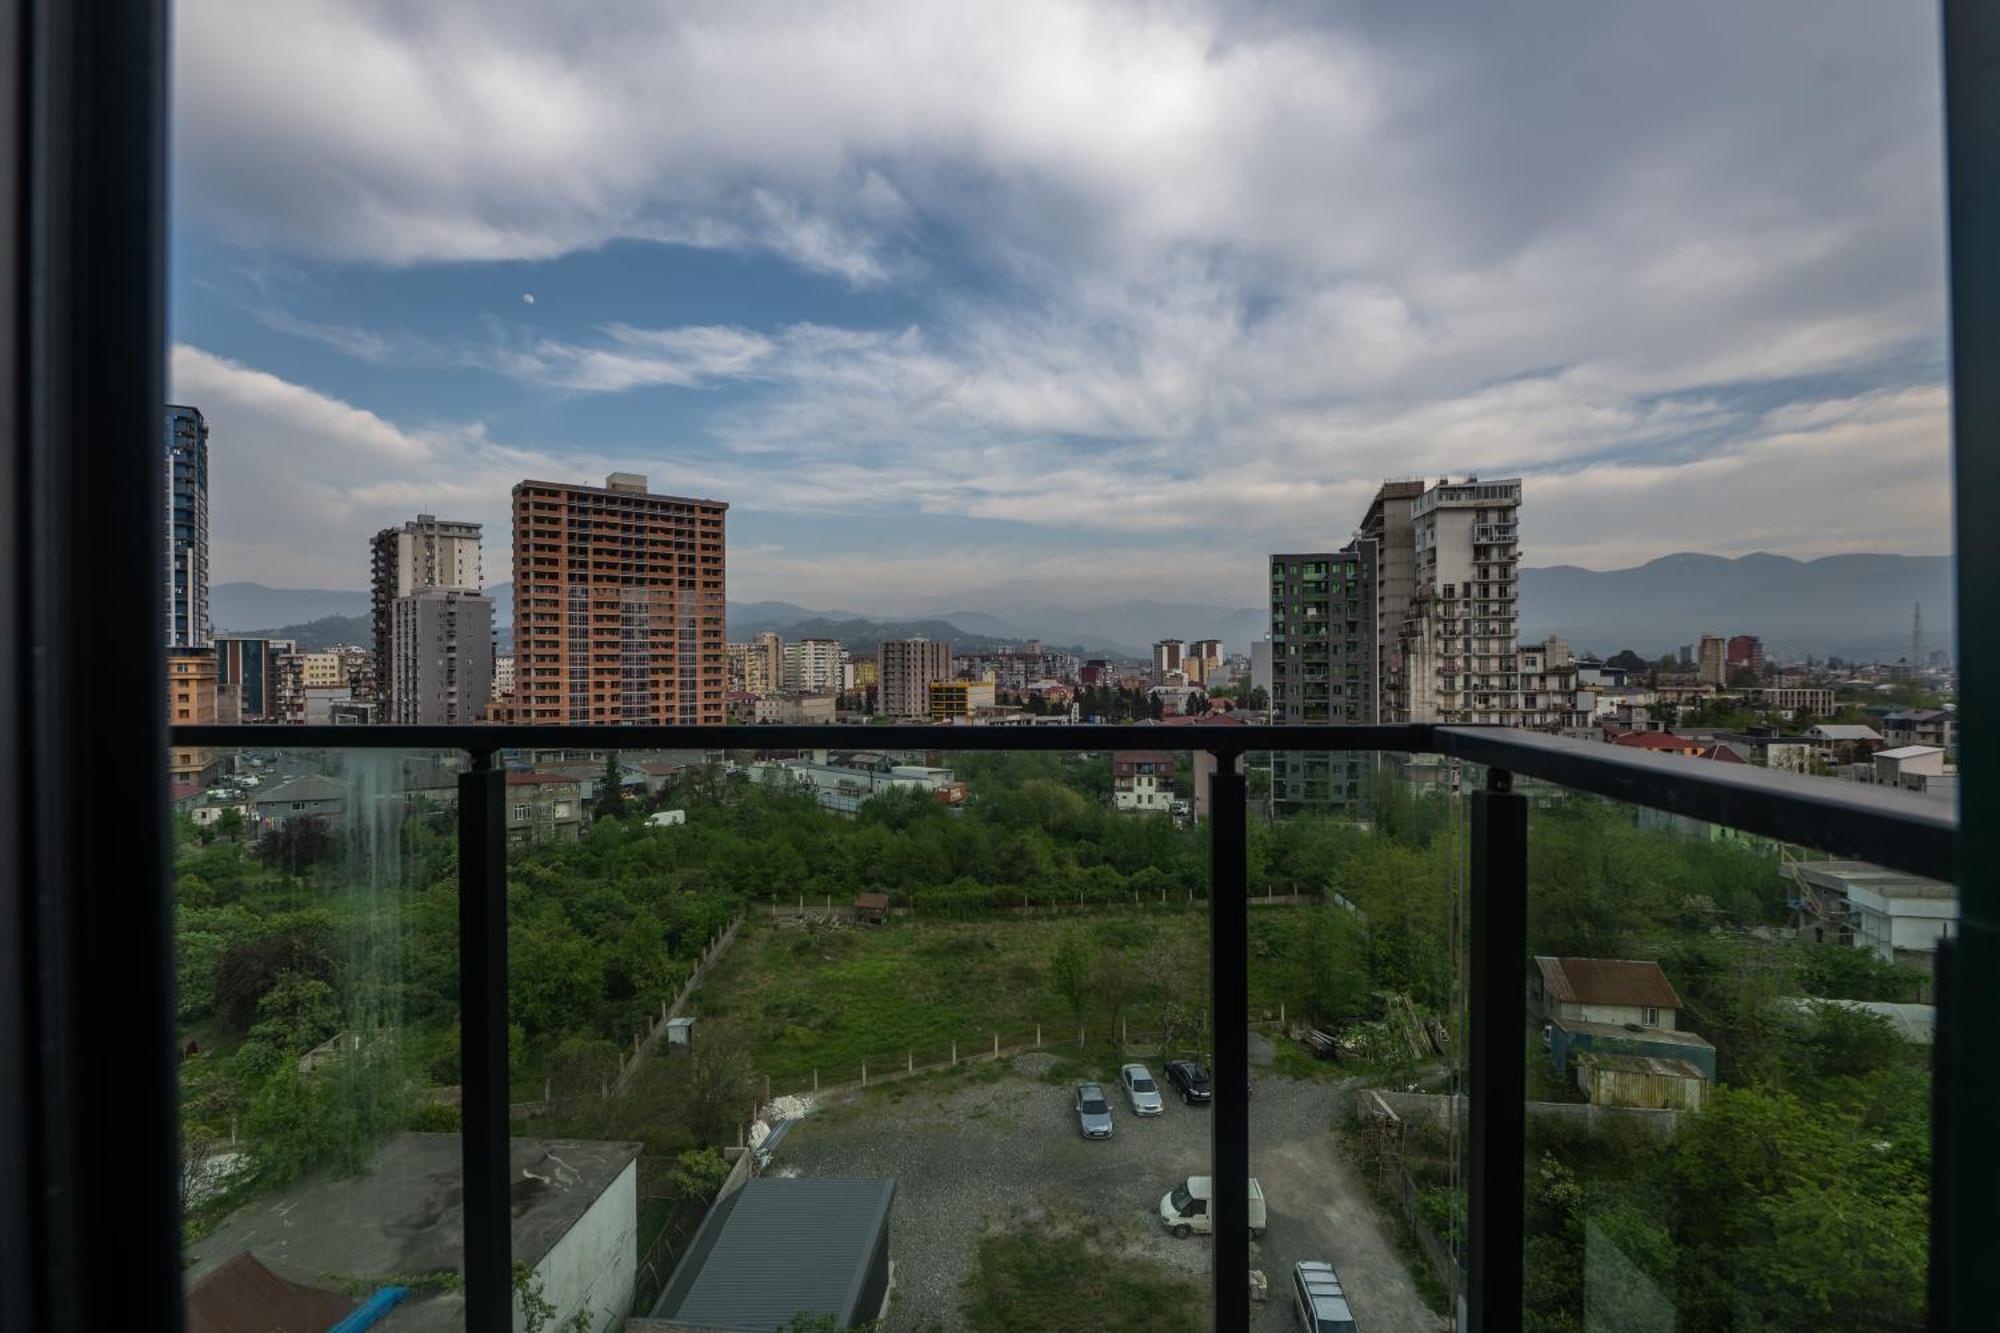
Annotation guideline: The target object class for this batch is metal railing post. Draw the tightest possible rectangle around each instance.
[1468,767,1527,1331]
[1209,750,1249,1333]
[459,752,511,1326]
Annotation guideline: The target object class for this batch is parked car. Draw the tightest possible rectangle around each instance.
[1165,1060,1212,1104]
[1121,1063,1164,1115]
[1291,1261,1357,1332]
[1074,1082,1114,1140]
[1158,1175,1267,1239]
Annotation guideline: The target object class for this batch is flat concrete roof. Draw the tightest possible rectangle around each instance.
[187,1132,639,1331]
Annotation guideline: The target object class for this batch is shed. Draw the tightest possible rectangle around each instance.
[1575,1052,1708,1111]
[853,892,890,925]
[644,1177,895,1331]
[665,1017,697,1049]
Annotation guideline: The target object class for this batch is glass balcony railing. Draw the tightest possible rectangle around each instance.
[163,722,1955,1332]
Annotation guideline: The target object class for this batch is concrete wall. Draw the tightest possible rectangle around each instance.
[529,1157,639,1333]
[1364,1090,1685,1139]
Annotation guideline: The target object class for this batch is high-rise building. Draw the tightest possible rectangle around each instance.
[214,636,294,722]
[1726,634,1765,678]
[1187,639,1225,685]
[492,653,515,700]
[369,514,483,706]
[390,588,494,725]
[1356,480,1426,724]
[167,649,217,784]
[783,638,846,694]
[1697,633,1727,687]
[1396,478,1522,725]
[511,473,727,724]
[1269,547,1377,812]
[164,405,210,649]
[1151,639,1186,684]
[879,638,952,717]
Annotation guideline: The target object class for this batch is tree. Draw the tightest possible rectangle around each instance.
[593,753,625,821]
[256,818,334,872]
[1046,931,1095,1025]
[1243,685,1269,712]
[214,806,246,841]
[214,926,335,1034]
[682,1028,756,1145]
[247,971,340,1055]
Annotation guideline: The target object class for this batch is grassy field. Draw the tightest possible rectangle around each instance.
[693,906,1320,1090]
[959,1208,1205,1333]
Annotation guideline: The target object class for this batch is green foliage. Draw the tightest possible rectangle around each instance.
[960,1210,1203,1333]
[1792,941,1926,1002]
[247,972,340,1056]
[667,1147,732,1202]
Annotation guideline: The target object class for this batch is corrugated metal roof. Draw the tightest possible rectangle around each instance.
[1576,1052,1706,1080]
[1535,956,1683,1009]
[660,1178,894,1330]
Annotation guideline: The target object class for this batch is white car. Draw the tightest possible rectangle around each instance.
[1121,1063,1164,1116]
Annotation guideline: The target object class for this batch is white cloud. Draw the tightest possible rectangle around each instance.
[172,1,1954,602]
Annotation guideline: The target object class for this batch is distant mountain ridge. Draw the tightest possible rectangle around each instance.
[1518,552,1952,662]
[218,550,1954,668]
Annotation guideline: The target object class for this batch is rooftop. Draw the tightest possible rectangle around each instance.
[251,773,348,805]
[187,1133,640,1332]
[651,1178,895,1330]
[1575,1052,1708,1081]
[1535,956,1684,1010]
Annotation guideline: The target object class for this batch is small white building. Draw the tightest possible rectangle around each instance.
[1788,860,1958,968]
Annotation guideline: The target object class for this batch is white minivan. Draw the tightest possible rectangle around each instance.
[1158,1175,1267,1238]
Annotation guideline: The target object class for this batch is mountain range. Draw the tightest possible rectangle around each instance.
[211,551,1954,664]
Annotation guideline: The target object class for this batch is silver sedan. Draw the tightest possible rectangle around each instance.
[1121,1063,1165,1115]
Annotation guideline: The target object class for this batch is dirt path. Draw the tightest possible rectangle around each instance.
[1253,1129,1451,1333]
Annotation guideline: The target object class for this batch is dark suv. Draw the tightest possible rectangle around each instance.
[1165,1060,1212,1103]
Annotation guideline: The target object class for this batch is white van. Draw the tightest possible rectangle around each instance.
[1159,1175,1267,1238]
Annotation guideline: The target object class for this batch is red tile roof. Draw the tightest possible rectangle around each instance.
[1535,956,1683,1010]
[185,1252,355,1333]
[1610,731,1698,751]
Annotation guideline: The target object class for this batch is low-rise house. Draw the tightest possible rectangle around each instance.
[1530,956,1717,1080]
[1806,723,1885,763]
[1112,751,1176,813]
[1883,708,1956,753]
[250,774,347,830]
[188,791,249,829]
[504,772,584,845]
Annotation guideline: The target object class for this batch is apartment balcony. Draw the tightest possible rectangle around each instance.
[146,719,1958,1332]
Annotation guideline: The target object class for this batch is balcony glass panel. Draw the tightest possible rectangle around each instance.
[1253,751,1467,1330]
[174,745,465,1330]
[1519,778,1945,1331]
[502,744,1213,1329]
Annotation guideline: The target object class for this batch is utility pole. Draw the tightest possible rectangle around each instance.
[1913,601,1924,668]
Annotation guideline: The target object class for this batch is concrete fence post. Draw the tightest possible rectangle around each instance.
[861,1060,867,1087]
[1280,1002,1286,1026]
[1036,1024,1042,1048]
[813,1069,819,1093]
[765,1075,771,1102]
[951,1040,957,1067]
[993,1032,999,1058]
[544,1080,551,1105]
[908,1051,914,1074]
[1078,1025,1085,1049]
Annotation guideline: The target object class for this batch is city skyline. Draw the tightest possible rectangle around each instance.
[171,2,1951,608]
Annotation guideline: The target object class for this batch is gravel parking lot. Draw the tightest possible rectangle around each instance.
[773,1055,1449,1332]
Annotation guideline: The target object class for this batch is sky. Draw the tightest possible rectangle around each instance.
[170,0,1953,613]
